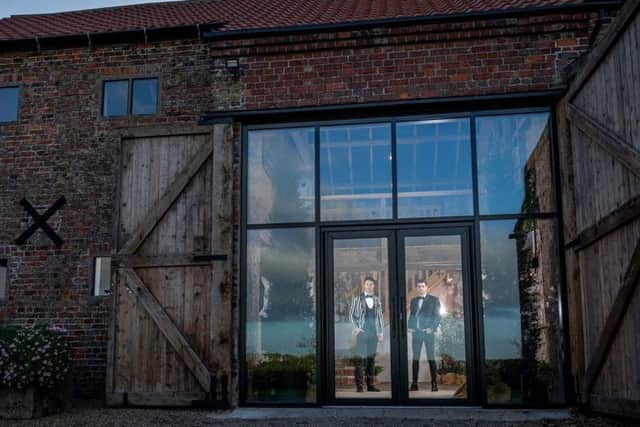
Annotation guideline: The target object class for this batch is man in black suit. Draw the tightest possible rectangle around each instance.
[407,280,441,391]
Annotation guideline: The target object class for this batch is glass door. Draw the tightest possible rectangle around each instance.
[325,227,474,404]
[398,228,474,404]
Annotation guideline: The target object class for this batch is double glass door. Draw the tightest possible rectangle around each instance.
[326,227,474,404]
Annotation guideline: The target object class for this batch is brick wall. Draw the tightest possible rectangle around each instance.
[0,10,598,399]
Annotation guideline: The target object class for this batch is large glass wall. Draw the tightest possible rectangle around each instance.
[243,109,564,405]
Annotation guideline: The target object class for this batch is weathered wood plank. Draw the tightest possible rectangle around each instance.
[567,0,640,101]
[566,194,640,251]
[567,103,640,177]
[583,238,640,399]
[126,391,206,407]
[122,268,211,392]
[209,123,234,378]
[119,139,212,255]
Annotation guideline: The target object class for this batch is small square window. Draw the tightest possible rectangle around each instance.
[103,80,128,117]
[93,257,112,296]
[0,87,20,123]
[102,78,158,117]
[132,79,158,115]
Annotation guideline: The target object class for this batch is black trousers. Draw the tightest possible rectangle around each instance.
[354,332,378,388]
[411,330,437,384]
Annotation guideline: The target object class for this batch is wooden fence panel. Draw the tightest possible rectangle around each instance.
[559,1,640,418]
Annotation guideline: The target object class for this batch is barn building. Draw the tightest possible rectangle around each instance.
[0,0,638,417]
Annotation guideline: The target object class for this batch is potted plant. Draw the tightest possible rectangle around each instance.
[0,323,72,419]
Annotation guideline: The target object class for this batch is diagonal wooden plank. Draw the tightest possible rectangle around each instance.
[567,103,640,177]
[122,268,211,392]
[582,238,640,400]
[566,194,640,251]
[118,140,212,255]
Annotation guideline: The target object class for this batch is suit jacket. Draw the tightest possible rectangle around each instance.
[349,293,384,337]
[407,294,441,332]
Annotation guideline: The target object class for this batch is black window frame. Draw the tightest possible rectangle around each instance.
[101,77,159,118]
[239,104,571,409]
[0,85,21,124]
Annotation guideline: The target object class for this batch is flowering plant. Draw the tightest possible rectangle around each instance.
[0,323,71,389]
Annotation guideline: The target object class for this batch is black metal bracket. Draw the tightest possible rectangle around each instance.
[192,254,228,262]
[15,197,66,247]
[192,373,230,409]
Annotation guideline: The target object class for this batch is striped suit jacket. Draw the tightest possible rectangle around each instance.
[349,293,384,337]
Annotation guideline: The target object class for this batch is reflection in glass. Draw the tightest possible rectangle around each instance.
[480,220,565,405]
[246,228,316,402]
[405,235,467,399]
[103,80,129,117]
[333,238,391,399]
[248,128,315,224]
[397,119,473,218]
[132,78,158,115]
[0,87,20,122]
[476,113,554,214]
[320,124,392,221]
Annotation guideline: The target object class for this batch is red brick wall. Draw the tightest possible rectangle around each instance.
[0,10,597,398]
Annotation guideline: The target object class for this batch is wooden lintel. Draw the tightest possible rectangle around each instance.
[566,194,640,251]
[119,140,213,255]
[119,125,212,139]
[122,268,212,392]
[567,0,640,101]
[582,239,640,400]
[567,103,640,177]
[112,254,212,268]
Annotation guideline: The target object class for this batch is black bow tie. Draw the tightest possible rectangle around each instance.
[417,296,425,299]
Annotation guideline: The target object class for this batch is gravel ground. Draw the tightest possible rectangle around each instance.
[3,406,636,426]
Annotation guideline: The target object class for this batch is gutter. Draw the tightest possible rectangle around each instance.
[202,1,623,40]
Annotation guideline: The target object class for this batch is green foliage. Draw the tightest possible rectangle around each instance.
[0,323,71,390]
[250,352,315,401]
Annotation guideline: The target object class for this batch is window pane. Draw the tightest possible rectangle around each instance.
[476,113,554,214]
[333,238,391,399]
[0,87,19,122]
[320,123,392,221]
[246,228,316,402]
[132,78,158,115]
[397,119,472,218]
[248,128,315,224]
[93,257,112,296]
[480,219,565,405]
[103,80,129,117]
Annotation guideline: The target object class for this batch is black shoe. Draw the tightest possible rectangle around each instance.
[410,383,418,391]
[356,386,364,392]
[431,383,438,392]
[367,385,381,392]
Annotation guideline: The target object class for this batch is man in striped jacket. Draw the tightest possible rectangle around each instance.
[349,276,384,392]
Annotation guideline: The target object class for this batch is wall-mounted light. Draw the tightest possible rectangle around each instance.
[225,58,240,80]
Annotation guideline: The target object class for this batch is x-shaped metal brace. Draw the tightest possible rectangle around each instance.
[15,197,66,247]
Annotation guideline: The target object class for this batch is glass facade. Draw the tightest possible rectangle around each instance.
[243,109,563,406]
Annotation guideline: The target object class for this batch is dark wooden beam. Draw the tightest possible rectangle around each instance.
[590,394,640,419]
[567,103,640,177]
[567,0,640,101]
[566,194,640,251]
[582,239,640,399]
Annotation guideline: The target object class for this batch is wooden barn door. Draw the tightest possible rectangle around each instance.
[106,125,233,407]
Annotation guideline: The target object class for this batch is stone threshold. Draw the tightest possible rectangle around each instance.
[209,406,571,422]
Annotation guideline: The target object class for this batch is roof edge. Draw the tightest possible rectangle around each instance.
[203,1,623,40]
